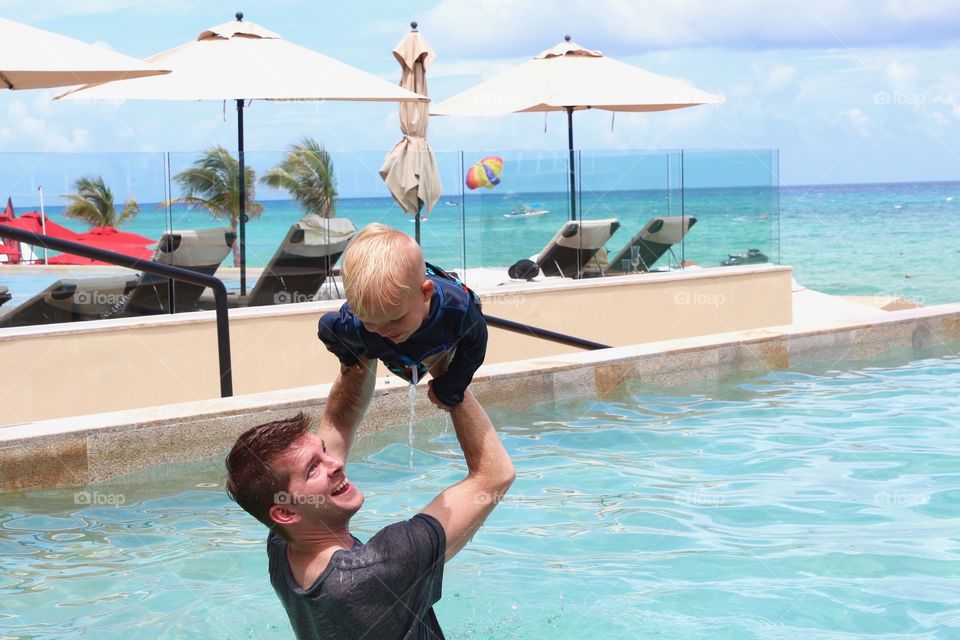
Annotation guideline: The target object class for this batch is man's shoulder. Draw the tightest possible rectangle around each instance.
[365,513,445,553]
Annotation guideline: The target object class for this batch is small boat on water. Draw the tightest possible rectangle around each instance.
[504,204,549,219]
[721,248,769,266]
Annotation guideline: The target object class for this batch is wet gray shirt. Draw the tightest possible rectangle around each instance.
[267,514,446,640]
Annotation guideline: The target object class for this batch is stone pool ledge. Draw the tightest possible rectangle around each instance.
[2,301,960,492]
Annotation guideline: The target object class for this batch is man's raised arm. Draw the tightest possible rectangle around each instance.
[319,359,376,459]
[420,390,515,562]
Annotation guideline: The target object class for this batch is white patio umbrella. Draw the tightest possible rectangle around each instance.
[379,22,442,245]
[431,36,723,220]
[0,17,169,90]
[58,12,426,294]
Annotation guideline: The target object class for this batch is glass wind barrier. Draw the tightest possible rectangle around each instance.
[0,151,170,327]
[679,149,780,269]
[0,148,778,328]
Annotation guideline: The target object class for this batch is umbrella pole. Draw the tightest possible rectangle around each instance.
[566,106,577,221]
[237,98,247,296]
[415,207,421,245]
[38,185,48,265]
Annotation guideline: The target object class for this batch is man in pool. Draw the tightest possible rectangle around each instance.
[225,361,515,639]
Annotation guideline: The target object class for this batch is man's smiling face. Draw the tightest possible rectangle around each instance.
[273,432,365,528]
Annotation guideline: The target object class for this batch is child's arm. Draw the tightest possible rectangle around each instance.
[428,303,488,408]
[318,307,366,367]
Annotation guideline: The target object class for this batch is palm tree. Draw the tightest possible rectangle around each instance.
[172,146,263,267]
[63,176,139,228]
[260,137,337,218]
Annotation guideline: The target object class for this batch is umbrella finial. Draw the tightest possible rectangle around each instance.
[410,21,418,31]
[564,34,572,42]
[236,11,244,21]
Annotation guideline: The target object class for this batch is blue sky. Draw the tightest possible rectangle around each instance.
[2,0,960,195]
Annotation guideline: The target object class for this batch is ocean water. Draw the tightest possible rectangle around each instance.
[2,345,959,638]
[3,180,960,306]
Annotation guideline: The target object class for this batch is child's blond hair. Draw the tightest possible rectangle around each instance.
[341,223,424,318]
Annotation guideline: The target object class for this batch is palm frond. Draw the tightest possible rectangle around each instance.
[259,136,337,218]
[63,174,138,228]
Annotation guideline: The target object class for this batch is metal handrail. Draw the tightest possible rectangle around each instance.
[0,224,233,397]
[484,314,610,350]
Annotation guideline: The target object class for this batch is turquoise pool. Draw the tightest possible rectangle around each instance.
[2,348,959,638]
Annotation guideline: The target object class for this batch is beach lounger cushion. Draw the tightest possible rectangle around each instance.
[608,216,697,272]
[524,218,621,278]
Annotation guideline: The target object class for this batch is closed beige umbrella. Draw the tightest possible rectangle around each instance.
[0,17,168,90]
[432,36,723,220]
[380,22,442,244]
[58,12,425,293]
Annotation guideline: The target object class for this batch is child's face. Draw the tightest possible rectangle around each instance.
[358,279,434,344]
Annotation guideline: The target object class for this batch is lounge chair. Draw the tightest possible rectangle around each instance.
[0,227,235,327]
[198,215,357,308]
[0,274,140,327]
[107,227,236,317]
[512,218,621,279]
[607,216,697,273]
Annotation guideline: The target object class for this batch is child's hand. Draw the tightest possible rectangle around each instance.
[427,381,453,412]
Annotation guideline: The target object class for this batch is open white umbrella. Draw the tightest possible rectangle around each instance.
[431,36,723,220]
[58,12,426,294]
[379,22,442,245]
[0,17,168,90]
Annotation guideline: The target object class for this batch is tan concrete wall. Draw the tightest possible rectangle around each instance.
[4,300,959,492]
[0,265,792,424]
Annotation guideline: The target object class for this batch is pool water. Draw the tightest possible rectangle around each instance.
[2,349,959,639]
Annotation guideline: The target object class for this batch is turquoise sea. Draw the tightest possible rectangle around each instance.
[3,180,960,306]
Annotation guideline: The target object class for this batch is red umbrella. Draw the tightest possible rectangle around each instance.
[2,212,82,240]
[47,226,155,265]
[79,225,154,246]
[0,197,20,262]
[0,210,83,263]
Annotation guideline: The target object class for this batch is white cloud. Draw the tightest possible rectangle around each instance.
[5,98,93,151]
[837,107,872,136]
[759,64,798,94]
[0,0,193,22]
[884,60,920,87]
[423,0,960,57]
